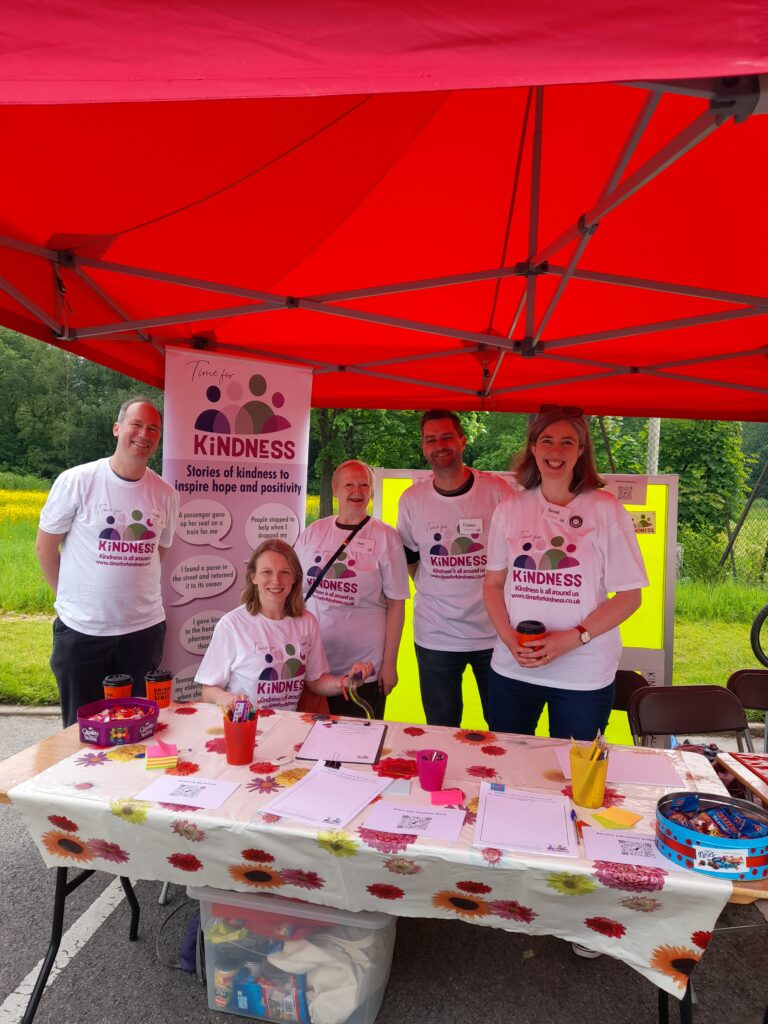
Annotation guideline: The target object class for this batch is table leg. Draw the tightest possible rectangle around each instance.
[679,981,694,1024]
[658,989,669,1024]
[119,876,140,941]
[22,866,95,1024]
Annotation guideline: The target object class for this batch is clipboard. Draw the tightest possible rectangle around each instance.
[296,718,388,765]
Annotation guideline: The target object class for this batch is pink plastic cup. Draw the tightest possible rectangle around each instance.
[416,749,448,791]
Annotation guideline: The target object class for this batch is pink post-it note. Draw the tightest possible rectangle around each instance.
[431,788,464,806]
[147,742,177,759]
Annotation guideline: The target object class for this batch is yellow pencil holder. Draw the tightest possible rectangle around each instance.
[570,748,609,809]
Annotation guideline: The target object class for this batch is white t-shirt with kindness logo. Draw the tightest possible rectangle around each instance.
[39,458,179,636]
[397,470,512,651]
[486,486,648,690]
[294,516,410,680]
[195,605,329,710]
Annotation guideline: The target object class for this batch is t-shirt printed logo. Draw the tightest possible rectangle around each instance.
[427,522,486,579]
[306,550,359,605]
[254,641,307,708]
[514,535,580,570]
[511,535,582,605]
[96,508,157,566]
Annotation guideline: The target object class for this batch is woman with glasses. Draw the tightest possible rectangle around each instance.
[482,406,648,740]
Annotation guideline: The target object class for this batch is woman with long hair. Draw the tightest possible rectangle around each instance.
[197,538,372,712]
[483,406,648,740]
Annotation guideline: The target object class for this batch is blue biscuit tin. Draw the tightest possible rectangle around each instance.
[656,792,768,880]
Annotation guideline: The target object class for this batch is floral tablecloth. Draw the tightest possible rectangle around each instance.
[9,705,732,998]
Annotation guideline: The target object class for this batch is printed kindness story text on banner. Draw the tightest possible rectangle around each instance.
[162,349,311,699]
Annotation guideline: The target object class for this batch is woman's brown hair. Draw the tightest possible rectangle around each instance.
[241,538,305,617]
[512,407,604,495]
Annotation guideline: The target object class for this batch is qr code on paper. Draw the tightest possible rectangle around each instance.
[617,485,633,502]
[617,838,654,858]
[398,814,430,830]
[170,783,205,799]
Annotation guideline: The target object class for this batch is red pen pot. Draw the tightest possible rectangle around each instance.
[223,715,258,766]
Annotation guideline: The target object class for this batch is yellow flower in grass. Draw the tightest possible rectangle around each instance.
[106,744,146,762]
[546,871,597,896]
[649,946,701,989]
[110,798,152,824]
[42,830,95,863]
[275,767,310,787]
[317,830,359,857]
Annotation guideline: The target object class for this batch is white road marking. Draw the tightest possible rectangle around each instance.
[0,877,124,1024]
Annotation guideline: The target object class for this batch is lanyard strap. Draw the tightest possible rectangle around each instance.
[304,516,370,602]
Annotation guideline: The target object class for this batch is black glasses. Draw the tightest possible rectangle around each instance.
[537,403,585,419]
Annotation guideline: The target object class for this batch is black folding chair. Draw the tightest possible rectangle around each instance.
[726,669,768,753]
[628,684,754,752]
[612,670,649,714]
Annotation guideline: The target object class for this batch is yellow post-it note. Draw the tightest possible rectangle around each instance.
[593,807,643,829]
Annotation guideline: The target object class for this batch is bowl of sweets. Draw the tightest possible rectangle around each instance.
[77,697,159,746]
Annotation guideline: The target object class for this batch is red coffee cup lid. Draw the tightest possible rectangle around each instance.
[103,673,132,685]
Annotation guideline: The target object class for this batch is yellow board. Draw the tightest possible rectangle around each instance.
[379,473,671,746]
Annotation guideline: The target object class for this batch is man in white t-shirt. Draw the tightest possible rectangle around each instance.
[397,410,511,727]
[36,397,180,726]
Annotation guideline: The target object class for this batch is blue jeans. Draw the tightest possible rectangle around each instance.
[488,667,614,740]
[414,644,492,728]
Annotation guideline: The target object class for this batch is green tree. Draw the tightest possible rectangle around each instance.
[659,420,748,533]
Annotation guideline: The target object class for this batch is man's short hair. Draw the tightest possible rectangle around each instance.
[117,396,162,423]
[420,409,464,436]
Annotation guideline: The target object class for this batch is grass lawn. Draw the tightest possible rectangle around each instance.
[0,615,57,705]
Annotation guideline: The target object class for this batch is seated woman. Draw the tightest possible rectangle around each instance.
[197,538,372,712]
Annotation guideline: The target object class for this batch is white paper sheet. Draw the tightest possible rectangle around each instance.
[581,827,684,871]
[134,775,240,810]
[296,719,387,764]
[556,745,682,787]
[362,801,466,842]
[473,784,578,858]
[257,763,391,827]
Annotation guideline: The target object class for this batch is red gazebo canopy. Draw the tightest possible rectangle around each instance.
[1,1,767,419]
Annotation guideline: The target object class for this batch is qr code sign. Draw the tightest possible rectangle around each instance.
[617,485,632,502]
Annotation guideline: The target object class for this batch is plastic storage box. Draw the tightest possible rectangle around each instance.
[187,886,395,1024]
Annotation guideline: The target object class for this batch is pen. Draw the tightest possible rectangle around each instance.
[570,809,582,845]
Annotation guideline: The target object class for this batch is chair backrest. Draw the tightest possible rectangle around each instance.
[726,669,768,711]
[628,684,754,752]
[612,670,649,713]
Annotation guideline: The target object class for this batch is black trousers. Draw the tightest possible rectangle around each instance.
[50,617,167,727]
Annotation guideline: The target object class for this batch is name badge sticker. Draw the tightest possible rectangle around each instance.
[459,518,483,535]
[542,505,569,526]
[350,538,375,555]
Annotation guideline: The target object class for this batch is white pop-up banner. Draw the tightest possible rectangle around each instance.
[162,349,311,699]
